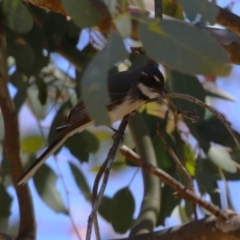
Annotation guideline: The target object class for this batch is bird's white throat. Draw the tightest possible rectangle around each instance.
[137,83,160,98]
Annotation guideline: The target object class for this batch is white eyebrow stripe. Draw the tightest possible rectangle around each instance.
[153,75,161,82]
[141,72,148,76]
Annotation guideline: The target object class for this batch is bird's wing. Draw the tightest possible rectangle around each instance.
[18,100,93,185]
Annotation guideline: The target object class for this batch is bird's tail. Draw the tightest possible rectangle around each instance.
[18,133,69,185]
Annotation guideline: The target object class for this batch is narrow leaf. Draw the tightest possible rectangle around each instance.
[3,0,33,33]
[62,0,100,28]
[111,187,134,233]
[69,162,91,201]
[21,135,45,154]
[33,163,68,214]
[207,145,237,173]
[81,32,128,126]
[178,0,219,24]
[64,130,99,162]
[139,19,231,76]
[169,70,206,122]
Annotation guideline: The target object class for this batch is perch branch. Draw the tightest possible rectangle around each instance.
[120,145,228,221]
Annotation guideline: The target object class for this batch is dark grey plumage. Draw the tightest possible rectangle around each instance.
[18,65,164,185]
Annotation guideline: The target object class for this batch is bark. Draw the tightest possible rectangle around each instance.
[113,213,240,240]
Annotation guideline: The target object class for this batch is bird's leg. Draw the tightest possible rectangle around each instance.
[111,111,136,141]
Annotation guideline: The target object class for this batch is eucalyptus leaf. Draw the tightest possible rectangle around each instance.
[33,163,68,214]
[139,19,231,76]
[205,88,237,101]
[178,0,219,24]
[62,0,100,28]
[3,0,33,33]
[157,184,180,226]
[81,32,128,126]
[21,135,45,154]
[69,162,91,201]
[114,12,132,38]
[135,0,146,11]
[207,145,237,173]
[111,187,135,233]
[26,86,48,120]
[64,130,99,162]
[0,183,12,222]
[98,196,114,222]
[169,70,206,122]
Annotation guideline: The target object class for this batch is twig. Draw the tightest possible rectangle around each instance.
[157,128,193,190]
[157,127,198,219]
[149,93,240,149]
[86,114,131,240]
[120,145,228,221]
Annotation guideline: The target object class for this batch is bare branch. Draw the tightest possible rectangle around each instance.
[112,212,240,240]
[86,114,131,240]
[120,145,228,221]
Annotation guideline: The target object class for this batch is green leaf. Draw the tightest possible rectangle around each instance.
[153,134,173,169]
[197,115,239,148]
[207,145,237,173]
[205,88,236,101]
[3,0,33,33]
[81,31,128,126]
[36,77,48,105]
[98,196,114,222]
[162,0,184,19]
[114,12,132,38]
[111,187,135,233]
[157,184,180,226]
[62,0,101,28]
[0,183,12,228]
[8,40,35,71]
[169,70,206,122]
[13,88,27,114]
[103,0,118,16]
[139,19,231,76]
[183,144,195,176]
[21,135,45,154]
[64,130,99,162]
[69,162,91,201]
[33,163,68,214]
[178,0,219,24]
[135,0,146,11]
[26,86,48,120]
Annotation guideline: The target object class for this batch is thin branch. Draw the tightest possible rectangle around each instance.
[157,127,198,219]
[120,145,228,221]
[149,93,240,149]
[157,129,193,190]
[86,114,131,240]
[111,212,240,240]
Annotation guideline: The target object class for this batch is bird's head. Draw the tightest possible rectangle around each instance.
[137,66,165,99]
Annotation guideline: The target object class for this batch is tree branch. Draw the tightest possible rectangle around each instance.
[0,5,35,240]
[113,212,240,240]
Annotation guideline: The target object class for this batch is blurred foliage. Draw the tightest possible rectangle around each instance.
[0,0,239,238]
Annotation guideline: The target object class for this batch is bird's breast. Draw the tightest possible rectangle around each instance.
[109,98,145,122]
